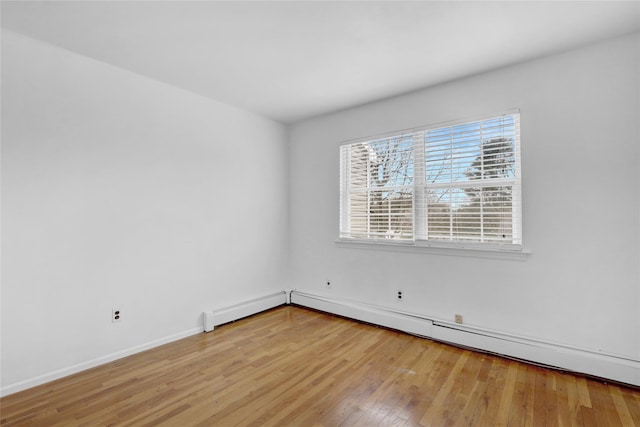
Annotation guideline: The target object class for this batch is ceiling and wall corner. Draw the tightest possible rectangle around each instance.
[2,1,639,124]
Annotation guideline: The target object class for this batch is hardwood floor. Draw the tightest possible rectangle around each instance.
[1,305,638,426]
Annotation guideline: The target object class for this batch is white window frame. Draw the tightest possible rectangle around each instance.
[339,110,524,256]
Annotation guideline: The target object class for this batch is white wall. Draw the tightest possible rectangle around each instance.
[1,30,288,393]
[288,33,640,367]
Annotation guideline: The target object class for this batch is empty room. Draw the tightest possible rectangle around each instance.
[1,1,639,425]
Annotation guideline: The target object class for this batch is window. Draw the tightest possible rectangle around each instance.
[339,112,521,250]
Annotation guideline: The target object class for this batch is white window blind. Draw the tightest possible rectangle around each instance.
[340,134,415,241]
[340,112,522,250]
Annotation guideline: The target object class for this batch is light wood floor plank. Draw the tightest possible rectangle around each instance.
[1,305,638,426]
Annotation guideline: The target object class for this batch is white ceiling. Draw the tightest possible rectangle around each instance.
[2,1,639,123]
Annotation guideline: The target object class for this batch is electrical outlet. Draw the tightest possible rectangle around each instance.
[455,314,463,324]
[112,308,122,323]
[396,290,403,301]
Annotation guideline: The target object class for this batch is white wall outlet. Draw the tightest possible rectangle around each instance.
[455,314,463,324]
[396,290,403,301]
[112,308,122,323]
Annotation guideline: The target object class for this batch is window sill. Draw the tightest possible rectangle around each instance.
[335,239,531,261]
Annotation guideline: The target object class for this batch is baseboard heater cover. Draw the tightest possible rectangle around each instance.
[203,291,287,332]
[290,290,639,387]
[431,323,639,387]
[290,291,433,338]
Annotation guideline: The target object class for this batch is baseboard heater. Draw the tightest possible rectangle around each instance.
[289,290,640,387]
[290,291,434,338]
[203,291,287,332]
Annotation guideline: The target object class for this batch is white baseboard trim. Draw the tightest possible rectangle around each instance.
[0,326,203,397]
[203,291,288,332]
[2,291,288,397]
[3,290,637,397]
[290,290,640,387]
